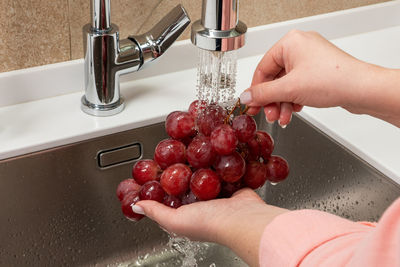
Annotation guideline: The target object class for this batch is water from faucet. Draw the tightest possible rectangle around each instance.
[196,48,237,108]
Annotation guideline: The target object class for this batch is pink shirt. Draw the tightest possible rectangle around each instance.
[259,197,400,267]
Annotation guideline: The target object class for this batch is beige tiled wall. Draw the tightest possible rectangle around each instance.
[0,0,390,73]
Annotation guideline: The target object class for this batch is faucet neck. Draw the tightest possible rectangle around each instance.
[201,0,238,31]
[91,0,111,31]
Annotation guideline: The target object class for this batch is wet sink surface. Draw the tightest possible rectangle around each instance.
[1,114,399,266]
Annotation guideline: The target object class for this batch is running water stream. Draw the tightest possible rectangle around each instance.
[196,49,238,108]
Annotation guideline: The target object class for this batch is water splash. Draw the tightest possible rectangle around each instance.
[168,234,209,267]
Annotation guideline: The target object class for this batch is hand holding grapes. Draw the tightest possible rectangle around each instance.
[242,30,400,127]
[136,189,288,267]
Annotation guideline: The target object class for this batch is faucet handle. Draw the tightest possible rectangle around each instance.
[129,5,191,67]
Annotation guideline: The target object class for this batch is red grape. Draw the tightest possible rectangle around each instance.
[121,191,144,221]
[154,139,186,169]
[266,155,289,183]
[188,100,207,118]
[163,195,182,209]
[210,124,238,155]
[181,191,198,205]
[196,104,226,136]
[139,181,165,203]
[247,131,274,160]
[116,178,141,201]
[190,169,221,200]
[213,151,246,183]
[160,163,192,196]
[187,135,215,168]
[220,180,244,198]
[243,161,268,189]
[232,115,257,143]
[132,159,161,185]
[165,111,196,139]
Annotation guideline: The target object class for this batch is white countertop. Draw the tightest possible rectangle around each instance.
[0,2,399,184]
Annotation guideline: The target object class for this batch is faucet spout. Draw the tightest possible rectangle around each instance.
[130,5,191,68]
[191,0,246,52]
[81,3,190,117]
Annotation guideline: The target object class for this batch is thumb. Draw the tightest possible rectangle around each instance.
[241,74,297,106]
[134,200,177,229]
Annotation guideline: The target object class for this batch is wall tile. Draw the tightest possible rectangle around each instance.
[69,0,161,59]
[240,0,392,27]
[0,0,70,72]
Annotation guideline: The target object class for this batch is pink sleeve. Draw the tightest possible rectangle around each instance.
[259,197,400,267]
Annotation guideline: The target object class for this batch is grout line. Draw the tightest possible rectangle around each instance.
[137,0,164,33]
[67,0,72,60]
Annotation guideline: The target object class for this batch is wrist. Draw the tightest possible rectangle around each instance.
[214,203,288,267]
[342,63,400,127]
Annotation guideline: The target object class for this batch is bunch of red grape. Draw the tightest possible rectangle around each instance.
[116,100,289,221]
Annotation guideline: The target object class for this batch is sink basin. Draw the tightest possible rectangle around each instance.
[1,113,399,266]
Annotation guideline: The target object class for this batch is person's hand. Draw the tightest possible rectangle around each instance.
[133,189,288,267]
[241,30,400,127]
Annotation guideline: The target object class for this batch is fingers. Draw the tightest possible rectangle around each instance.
[278,102,293,127]
[263,103,280,123]
[251,40,285,85]
[293,104,303,112]
[244,32,311,126]
[246,106,261,116]
[247,37,295,125]
[245,99,298,126]
[242,74,296,107]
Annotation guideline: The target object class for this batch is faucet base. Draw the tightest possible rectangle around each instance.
[81,96,124,117]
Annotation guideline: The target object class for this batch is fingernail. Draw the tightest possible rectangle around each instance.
[240,91,252,104]
[132,205,145,215]
[278,120,287,129]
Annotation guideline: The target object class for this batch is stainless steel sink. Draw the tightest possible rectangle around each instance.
[1,113,399,266]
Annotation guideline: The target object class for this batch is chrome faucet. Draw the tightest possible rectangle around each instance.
[81,0,191,116]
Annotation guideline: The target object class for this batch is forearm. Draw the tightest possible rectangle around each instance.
[368,67,400,127]
[258,197,400,267]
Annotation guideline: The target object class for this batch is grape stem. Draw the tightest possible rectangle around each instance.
[225,98,241,124]
[241,105,249,115]
[224,98,250,124]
